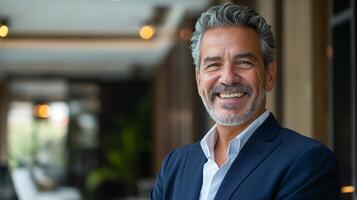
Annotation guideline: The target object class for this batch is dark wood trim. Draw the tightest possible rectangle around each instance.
[351,0,356,198]
[0,81,9,164]
[274,0,283,123]
[312,0,329,145]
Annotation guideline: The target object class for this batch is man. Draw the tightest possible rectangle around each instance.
[150,3,340,200]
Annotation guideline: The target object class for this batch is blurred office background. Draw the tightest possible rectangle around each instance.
[0,0,355,199]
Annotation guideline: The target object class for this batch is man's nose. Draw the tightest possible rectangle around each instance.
[219,64,240,85]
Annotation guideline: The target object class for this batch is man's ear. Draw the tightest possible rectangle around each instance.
[195,70,202,93]
[195,71,200,87]
[264,61,277,91]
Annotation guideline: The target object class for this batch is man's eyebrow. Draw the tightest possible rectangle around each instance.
[202,53,258,65]
[202,56,222,65]
[233,52,257,60]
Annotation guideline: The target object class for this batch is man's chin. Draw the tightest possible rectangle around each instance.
[209,112,250,126]
[201,96,255,126]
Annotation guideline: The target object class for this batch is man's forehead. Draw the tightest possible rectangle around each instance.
[201,26,258,40]
[199,27,262,62]
[200,27,260,49]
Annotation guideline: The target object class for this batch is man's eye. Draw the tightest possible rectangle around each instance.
[239,61,253,65]
[205,63,221,70]
[237,61,255,69]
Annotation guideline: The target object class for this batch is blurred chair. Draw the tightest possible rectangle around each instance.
[11,167,81,200]
[0,164,17,200]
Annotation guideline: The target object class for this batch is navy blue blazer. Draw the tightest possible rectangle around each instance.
[150,114,340,200]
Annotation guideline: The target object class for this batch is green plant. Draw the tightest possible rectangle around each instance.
[86,98,150,196]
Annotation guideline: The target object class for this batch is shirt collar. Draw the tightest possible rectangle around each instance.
[200,111,270,160]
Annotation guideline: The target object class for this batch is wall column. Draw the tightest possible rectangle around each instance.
[0,81,9,164]
[282,0,313,138]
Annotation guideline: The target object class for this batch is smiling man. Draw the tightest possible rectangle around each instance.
[150,3,340,200]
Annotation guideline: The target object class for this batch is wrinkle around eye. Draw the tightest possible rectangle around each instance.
[235,61,257,69]
[204,63,221,71]
[237,60,255,65]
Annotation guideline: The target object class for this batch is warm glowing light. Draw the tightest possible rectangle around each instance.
[0,25,9,38]
[34,104,51,119]
[327,45,333,60]
[341,186,355,193]
[139,25,155,40]
[179,28,192,41]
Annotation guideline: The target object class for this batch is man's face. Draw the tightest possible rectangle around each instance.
[196,26,276,126]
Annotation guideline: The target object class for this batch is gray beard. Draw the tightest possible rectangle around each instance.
[199,90,266,126]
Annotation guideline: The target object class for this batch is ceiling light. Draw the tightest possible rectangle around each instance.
[0,25,9,38]
[139,25,155,40]
[34,103,51,119]
[0,19,9,38]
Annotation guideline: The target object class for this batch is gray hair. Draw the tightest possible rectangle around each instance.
[190,2,275,70]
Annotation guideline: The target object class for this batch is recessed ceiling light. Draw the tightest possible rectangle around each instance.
[139,25,155,40]
[0,25,9,38]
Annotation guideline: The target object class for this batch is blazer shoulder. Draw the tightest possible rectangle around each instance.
[264,114,332,152]
[279,128,334,155]
[168,142,204,161]
[275,129,340,199]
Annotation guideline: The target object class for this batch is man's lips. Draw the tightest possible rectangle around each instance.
[209,84,252,100]
[218,92,246,99]
[204,86,251,112]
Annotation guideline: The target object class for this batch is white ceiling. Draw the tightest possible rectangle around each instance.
[0,0,210,79]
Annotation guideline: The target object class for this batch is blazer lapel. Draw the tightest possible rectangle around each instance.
[214,114,282,200]
[181,143,207,199]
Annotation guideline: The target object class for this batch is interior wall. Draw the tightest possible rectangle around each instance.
[153,38,196,172]
[282,0,313,138]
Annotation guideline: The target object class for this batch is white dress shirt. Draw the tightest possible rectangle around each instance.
[199,111,270,200]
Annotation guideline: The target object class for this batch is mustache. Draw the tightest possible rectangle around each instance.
[209,83,252,99]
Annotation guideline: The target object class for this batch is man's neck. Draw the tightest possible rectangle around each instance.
[217,109,265,144]
[214,109,266,166]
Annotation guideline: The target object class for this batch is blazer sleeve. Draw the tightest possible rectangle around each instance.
[149,150,176,200]
[275,145,341,200]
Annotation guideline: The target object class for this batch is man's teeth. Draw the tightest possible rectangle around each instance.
[219,92,244,98]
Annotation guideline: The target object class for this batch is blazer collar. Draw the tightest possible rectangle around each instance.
[214,113,282,200]
[181,143,207,199]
